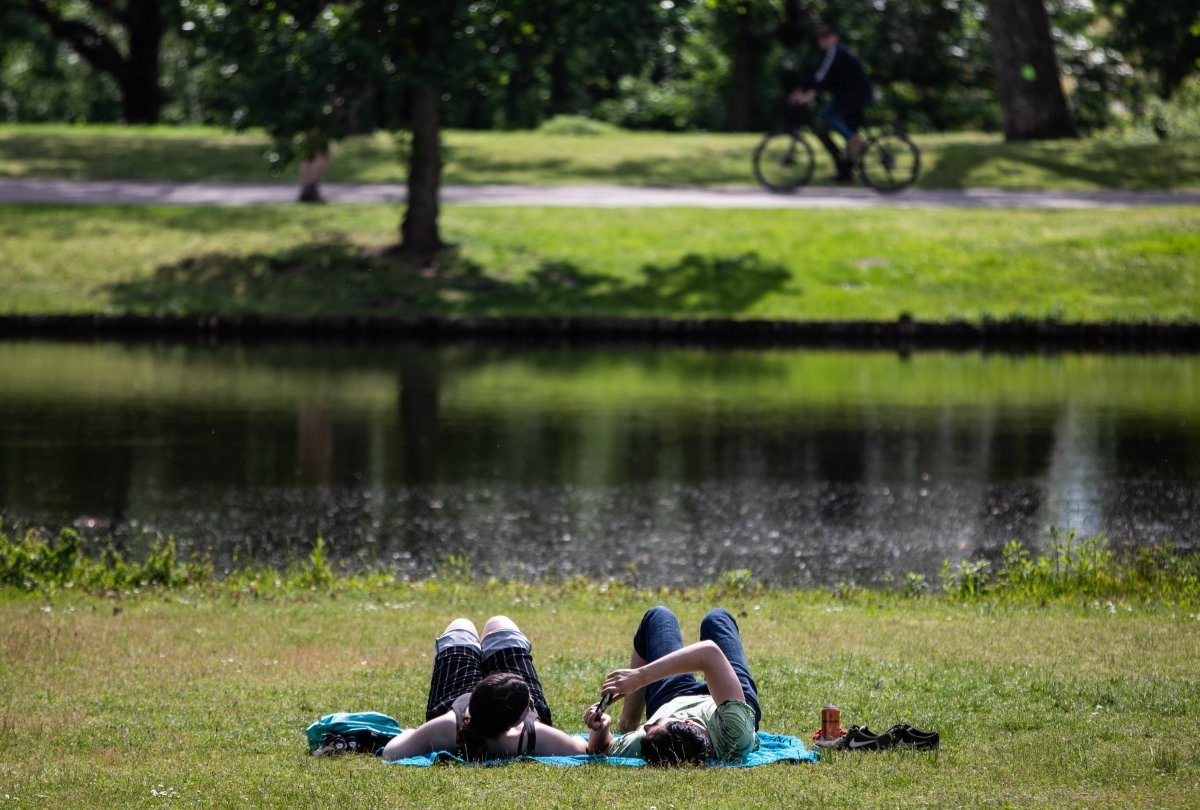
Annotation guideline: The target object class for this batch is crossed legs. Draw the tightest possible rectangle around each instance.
[617,606,762,733]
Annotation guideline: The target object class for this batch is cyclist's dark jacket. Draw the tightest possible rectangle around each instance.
[810,43,873,117]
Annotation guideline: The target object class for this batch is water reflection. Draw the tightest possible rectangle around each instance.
[0,341,1196,586]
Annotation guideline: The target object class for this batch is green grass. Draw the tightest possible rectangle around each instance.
[1,203,1197,323]
[3,527,1197,806]
[2,124,1199,190]
[2,579,1197,806]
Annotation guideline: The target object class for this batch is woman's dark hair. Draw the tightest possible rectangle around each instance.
[642,720,708,766]
[457,672,531,760]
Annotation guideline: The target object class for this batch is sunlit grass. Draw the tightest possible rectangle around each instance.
[1,575,1197,806]
[1,204,1197,323]
[2,124,1198,190]
[3,526,1198,805]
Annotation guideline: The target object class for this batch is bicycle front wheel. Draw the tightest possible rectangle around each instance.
[753,131,815,193]
[860,130,920,193]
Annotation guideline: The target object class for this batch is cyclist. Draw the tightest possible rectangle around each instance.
[788,22,873,182]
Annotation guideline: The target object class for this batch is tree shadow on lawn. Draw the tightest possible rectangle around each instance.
[106,239,793,319]
[923,139,1199,191]
[0,132,277,182]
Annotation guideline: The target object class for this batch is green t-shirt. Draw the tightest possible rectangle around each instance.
[607,695,758,761]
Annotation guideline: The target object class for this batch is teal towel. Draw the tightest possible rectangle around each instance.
[307,711,819,767]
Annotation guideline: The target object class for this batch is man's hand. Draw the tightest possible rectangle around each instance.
[583,703,612,733]
[584,703,614,755]
[603,668,644,699]
[789,88,816,106]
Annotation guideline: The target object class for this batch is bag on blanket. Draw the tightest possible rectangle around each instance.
[307,711,401,756]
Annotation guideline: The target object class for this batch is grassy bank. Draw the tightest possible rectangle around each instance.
[2,530,1198,807]
[2,204,1198,323]
[2,124,1199,190]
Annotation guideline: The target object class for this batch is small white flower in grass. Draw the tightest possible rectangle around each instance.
[41,606,52,613]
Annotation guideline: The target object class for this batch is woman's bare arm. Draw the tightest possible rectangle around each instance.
[380,711,457,761]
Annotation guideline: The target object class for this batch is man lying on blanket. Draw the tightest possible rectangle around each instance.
[585,606,760,765]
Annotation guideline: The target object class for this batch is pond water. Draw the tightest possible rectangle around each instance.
[1,340,1197,587]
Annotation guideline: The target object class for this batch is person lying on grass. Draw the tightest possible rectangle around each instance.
[355,615,609,760]
[584,606,760,765]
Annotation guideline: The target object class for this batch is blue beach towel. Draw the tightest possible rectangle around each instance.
[307,712,819,767]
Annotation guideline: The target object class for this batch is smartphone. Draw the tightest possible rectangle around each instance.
[595,692,613,718]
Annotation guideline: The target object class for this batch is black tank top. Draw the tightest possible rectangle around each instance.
[450,693,538,760]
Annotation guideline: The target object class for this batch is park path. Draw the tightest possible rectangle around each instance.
[1,177,1199,209]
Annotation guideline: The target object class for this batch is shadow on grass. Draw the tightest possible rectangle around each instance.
[922,139,1200,190]
[0,133,277,182]
[106,240,793,318]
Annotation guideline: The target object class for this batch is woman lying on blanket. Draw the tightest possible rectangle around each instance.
[379,616,611,761]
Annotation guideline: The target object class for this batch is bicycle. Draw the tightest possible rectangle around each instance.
[753,109,921,194]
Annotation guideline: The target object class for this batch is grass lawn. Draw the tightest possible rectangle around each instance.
[2,124,1199,190]
[1,203,1197,323]
[2,584,1197,807]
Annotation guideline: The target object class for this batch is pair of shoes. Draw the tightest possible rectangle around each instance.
[834,724,940,751]
[311,730,392,757]
[877,723,939,750]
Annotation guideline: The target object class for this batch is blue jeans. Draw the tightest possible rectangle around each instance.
[631,606,761,729]
[818,101,858,139]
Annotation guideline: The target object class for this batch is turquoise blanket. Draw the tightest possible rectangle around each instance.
[306,711,819,767]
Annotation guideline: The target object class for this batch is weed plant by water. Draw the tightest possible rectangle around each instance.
[2,523,1196,607]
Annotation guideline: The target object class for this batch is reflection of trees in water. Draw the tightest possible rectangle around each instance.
[3,349,1200,582]
[397,355,440,560]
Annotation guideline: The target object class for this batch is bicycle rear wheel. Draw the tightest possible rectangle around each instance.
[860,129,920,193]
[753,131,815,193]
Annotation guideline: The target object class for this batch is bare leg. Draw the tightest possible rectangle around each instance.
[298,150,331,203]
[443,617,478,637]
[616,649,648,732]
[847,133,863,161]
[482,615,519,638]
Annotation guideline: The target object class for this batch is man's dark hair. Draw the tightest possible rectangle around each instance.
[457,672,530,760]
[642,720,708,766]
[815,22,838,38]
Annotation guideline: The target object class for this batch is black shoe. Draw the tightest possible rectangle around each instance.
[298,182,327,204]
[878,723,940,750]
[840,725,882,751]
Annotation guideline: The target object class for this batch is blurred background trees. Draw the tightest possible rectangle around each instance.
[4,0,1197,138]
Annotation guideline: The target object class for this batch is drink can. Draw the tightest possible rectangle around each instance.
[820,705,840,740]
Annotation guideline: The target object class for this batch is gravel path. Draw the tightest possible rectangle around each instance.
[3,178,1199,209]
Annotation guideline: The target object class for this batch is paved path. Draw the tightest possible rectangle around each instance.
[2,178,1199,209]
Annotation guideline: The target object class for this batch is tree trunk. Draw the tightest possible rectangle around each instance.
[729,5,756,132]
[401,83,444,253]
[985,0,1076,140]
[121,0,162,124]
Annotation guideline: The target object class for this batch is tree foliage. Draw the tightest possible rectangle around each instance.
[18,0,172,123]
[1095,0,1200,97]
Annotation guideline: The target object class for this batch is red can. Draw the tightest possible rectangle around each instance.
[821,705,840,740]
